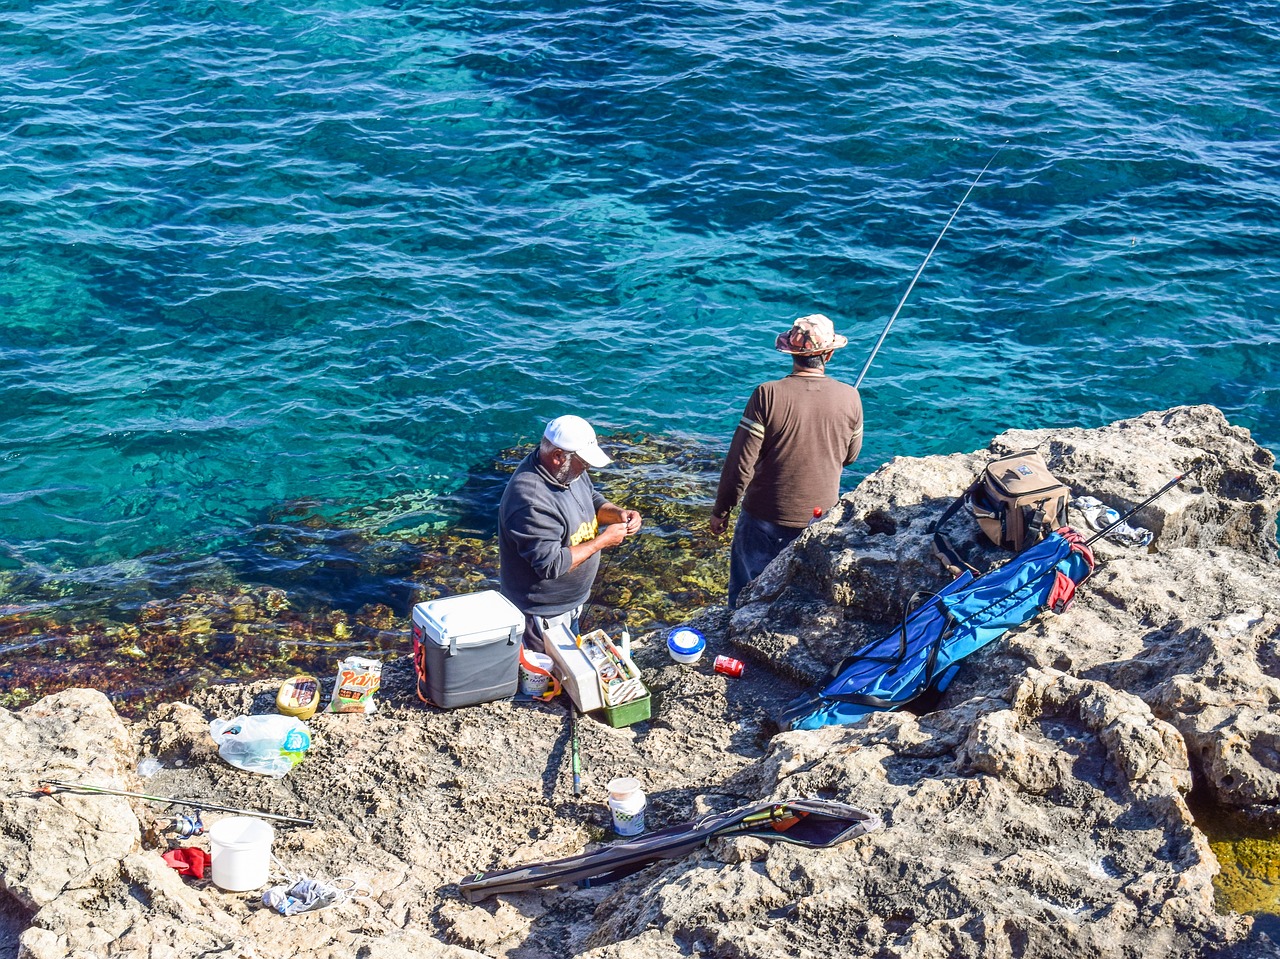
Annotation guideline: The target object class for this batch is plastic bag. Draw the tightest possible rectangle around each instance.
[209,714,311,778]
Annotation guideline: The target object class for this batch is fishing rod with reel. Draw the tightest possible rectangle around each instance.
[38,779,314,827]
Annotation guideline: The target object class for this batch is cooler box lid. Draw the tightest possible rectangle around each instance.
[413,590,524,650]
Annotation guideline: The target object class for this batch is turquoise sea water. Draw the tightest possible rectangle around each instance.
[2,2,1278,685]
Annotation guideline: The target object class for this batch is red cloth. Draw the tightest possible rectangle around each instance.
[162,847,208,880]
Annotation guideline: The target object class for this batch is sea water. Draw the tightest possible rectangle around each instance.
[1,1,1277,700]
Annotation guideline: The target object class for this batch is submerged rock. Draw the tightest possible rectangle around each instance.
[1,405,1278,959]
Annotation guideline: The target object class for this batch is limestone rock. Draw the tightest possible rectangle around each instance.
[587,668,1244,958]
[730,405,1280,824]
[3,406,1279,958]
[0,689,139,910]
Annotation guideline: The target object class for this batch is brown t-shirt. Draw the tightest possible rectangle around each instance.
[713,374,863,528]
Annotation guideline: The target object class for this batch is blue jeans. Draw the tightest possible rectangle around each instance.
[728,510,803,607]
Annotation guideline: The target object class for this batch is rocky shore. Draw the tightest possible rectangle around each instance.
[2,405,1279,959]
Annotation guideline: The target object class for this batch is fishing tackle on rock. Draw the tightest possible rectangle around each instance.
[780,464,1199,732]
[167,811,204,838]
[38,779,314,827]
[569,704,583,798]
[853,145,1006,391]
[1083,464,1198,547]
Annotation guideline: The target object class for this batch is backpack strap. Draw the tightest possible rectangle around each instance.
[931,478,981,576]
[823,590,954,709]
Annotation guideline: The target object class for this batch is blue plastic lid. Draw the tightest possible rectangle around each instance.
[667,627,705,653]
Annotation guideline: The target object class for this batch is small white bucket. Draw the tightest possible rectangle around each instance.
[519,651,555,696]
[606,777,646,836]
[208,816,274,892]
[666,627,705,665]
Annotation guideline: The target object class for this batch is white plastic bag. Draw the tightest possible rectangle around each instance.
[209,715,311,778]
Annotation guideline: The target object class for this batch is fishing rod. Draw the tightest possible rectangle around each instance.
[854,146,1006,391]
[38,779,314,827]
[1082,462,1200,548]
[569,705,583,797]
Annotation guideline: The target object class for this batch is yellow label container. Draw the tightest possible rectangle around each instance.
[276,675,320,721]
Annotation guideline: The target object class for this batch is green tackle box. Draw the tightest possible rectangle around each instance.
[602,691,651,728]
[578,628,650,728]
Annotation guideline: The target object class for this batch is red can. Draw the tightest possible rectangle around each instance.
[714,655,745,678]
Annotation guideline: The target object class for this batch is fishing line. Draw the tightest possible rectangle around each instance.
[853,145,1007,391]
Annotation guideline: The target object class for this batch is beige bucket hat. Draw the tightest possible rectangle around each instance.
[774,313,849,355]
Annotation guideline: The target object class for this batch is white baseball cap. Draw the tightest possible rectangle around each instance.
[543,415,611,468]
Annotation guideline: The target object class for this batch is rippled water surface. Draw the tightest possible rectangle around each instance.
[2,1,1278,704]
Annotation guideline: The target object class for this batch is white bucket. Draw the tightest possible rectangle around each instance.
[606,777,646,836]
[519,651,555,696]
[208,816,274,892]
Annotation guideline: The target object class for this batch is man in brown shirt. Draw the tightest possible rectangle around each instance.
[710,314,863,606]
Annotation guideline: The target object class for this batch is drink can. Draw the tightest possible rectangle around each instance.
[714,655,744,678]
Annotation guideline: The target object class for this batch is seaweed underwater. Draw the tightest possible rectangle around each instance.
[0,431,731,717]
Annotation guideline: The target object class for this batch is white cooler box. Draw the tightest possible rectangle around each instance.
[541,622,606,713]
[412,590,522,708]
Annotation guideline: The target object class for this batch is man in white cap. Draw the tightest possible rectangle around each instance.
[499,414,643,650]
[710,314,863,607]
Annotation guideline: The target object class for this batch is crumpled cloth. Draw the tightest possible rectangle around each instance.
[262,877,342,916]
[162,846,208,880]
[1072,496,1153,547]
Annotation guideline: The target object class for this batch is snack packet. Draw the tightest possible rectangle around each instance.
[327,656,382,714]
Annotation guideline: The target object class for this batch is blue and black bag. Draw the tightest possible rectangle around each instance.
[779,528,1095,732]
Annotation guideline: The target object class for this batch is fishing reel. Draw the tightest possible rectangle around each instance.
[168,811,205,838]
[143,811,204,848]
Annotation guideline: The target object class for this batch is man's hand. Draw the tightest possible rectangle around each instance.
[618,509,643,535]
[709,511,729,536]
[595,523,628,550]
[598,503,643,536]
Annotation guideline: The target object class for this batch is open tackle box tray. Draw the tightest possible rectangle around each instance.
[542,625,651,727]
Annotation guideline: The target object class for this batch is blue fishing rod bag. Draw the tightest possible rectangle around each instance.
[779,528,1096,732]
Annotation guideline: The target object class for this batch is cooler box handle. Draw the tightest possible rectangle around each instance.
[447,623,518,656]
